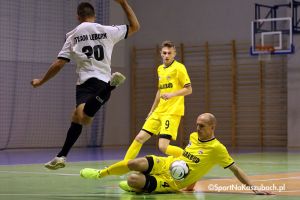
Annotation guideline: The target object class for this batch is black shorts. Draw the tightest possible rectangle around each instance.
[76,78,110,107]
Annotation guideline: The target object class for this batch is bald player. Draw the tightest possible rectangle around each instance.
[80,113,272,195]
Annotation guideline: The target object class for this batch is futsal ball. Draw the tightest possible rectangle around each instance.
[170,160,189,181]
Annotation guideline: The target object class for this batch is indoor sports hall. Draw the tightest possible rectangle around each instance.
[0,1,299,200]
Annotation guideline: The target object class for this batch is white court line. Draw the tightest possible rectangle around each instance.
[0,170,78,176]
[1,170,300,181]
[0,160,115,167]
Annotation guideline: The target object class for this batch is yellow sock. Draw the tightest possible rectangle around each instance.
[124,140,143,160]
[165,145,184,157]
[99,160,130,178]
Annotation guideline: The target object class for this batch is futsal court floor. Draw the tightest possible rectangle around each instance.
[0,147,299,200]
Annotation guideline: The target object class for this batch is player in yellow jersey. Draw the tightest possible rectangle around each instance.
[80,113,272,195]
[124,40,192,160]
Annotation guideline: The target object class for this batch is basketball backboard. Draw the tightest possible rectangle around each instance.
[251,17,294,55]
[250,0,300,55]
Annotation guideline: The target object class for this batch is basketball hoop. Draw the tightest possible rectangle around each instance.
[256,45,275,62]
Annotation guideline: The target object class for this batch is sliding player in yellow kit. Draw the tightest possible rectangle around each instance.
[80,113,272,195]
[124,40,192,160]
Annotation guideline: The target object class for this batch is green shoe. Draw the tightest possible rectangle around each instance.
[80,168,101,179]
[119,181,139,192]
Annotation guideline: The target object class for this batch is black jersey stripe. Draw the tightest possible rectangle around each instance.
[142,129,154,136]
[159,134,172,140]
[57,57,70,62]
[224,161,235,169]
[124,25,129,39]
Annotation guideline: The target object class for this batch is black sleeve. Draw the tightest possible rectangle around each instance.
[124,25,129,39]
[57,57,70,62]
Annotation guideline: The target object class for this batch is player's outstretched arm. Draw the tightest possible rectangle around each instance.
[115,0,140,37]
[31,59,67,88]
[228,164,273,195]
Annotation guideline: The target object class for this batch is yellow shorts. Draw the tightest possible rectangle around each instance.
[146,155,179,193]
[142,112,181,140]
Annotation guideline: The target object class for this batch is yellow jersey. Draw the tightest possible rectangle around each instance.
[173,132,234,189]
[153,60,191,116]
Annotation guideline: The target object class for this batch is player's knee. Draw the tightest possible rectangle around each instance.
[128,158,147,171]
[127,174,139,186]
[134,130,151,143]
[71,112,80,123]
[127,159,140,170]
[72,107,84,124]
[158,144,168,153]
[80,115,93,126]
[127,175,136,187]
[134,135,145,143]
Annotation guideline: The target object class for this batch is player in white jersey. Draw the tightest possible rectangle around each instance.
[31,0,140,170]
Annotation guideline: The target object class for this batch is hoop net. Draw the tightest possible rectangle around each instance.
[256,45,275,62]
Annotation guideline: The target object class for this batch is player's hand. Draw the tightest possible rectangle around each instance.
[160,93,174,100]
[253,190,274,195]
[31,79,43,88]
[181,182,196,192]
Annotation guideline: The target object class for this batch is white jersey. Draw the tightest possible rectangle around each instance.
[58,22,128,85]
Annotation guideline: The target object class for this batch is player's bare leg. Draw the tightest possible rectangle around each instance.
[159,138,183,157]
[76,104,93,126]
[119,173,145,192]
[158,138,170,153]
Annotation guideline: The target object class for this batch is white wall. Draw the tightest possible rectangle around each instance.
[131,0,285,46]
